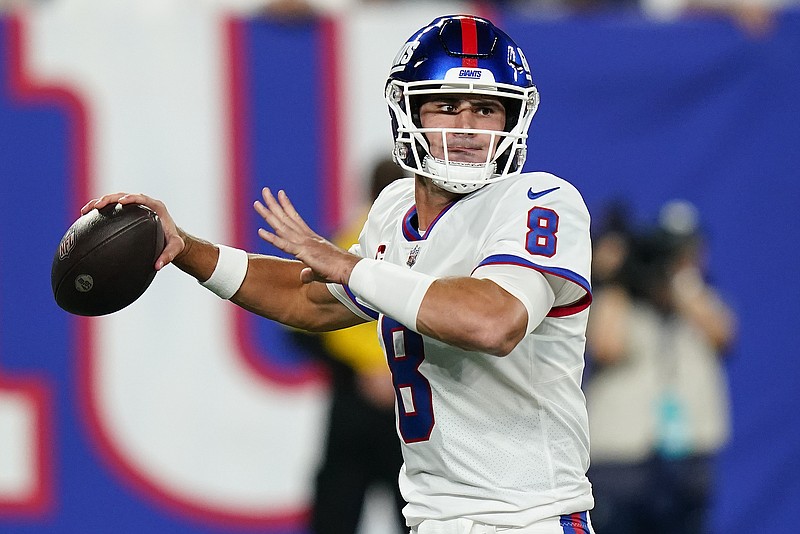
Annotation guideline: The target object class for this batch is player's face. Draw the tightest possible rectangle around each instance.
[418,95,506,163]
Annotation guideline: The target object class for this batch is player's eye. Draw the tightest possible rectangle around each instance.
[475,100,504,116]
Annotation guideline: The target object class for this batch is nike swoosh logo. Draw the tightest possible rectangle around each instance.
[527,186,560,200]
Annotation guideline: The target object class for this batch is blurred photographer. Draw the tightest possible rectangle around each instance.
[585,200,736,534]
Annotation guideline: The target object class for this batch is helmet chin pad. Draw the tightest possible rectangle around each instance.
[423,156,497,194]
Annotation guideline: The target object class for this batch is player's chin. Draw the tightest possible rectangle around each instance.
[438,150,489,163]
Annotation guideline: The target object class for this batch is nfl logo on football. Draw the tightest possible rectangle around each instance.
[59,228,76,260]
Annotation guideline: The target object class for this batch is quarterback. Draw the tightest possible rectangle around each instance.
[83,15,595,534]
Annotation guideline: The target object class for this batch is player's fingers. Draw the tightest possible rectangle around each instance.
[260,188,286,218]
[258,189,290,228]
[257,227,296,254]
[253,198,272,220]
[277,190,314,233]
[116,192,151,206]
[155,233,185,271]
[255,196,305,244]
[80,192,128,214]
[275,189,299,221]
[116,194,179,236]
[261,187,306,235]
[116,193,167,217]
[257,228,274,244]
[80,199,99,215]
[253,199,287,235]
[299,267,316,285]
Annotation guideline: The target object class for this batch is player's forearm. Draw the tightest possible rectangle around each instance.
[416,277,528,356]
[173,230,358,331]
[231,256,355,331]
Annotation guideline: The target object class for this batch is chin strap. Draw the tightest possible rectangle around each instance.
[423,156,497,194]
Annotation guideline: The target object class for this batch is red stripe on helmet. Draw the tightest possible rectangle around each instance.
[460,17,478,67]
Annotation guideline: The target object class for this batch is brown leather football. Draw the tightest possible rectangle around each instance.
[51,203,165,316]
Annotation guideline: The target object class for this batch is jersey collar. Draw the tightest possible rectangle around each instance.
[402,199,460,241]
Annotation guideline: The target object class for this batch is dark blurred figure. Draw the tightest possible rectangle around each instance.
[298,158,407,534]
[585,200,736,534]
[590,201,634,290]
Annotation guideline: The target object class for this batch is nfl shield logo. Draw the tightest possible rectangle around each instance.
[58,228,76,260]
[406,245,420,268]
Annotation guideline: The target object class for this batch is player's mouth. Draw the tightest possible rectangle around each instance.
[446,146,488,163]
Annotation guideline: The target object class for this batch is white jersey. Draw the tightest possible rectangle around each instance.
[328,172,594,528]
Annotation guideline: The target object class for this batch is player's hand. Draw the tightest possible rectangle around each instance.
[254,187,360,285]
[81,192,185,271]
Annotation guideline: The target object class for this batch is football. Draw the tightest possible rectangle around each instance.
[51,203,166,316]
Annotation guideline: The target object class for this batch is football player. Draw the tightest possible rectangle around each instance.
[83,15,595,534]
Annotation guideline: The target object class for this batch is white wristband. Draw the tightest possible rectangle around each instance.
[200,245,249,299]
[347,258,435,331]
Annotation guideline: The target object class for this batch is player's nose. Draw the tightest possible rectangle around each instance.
[454,109,477,130]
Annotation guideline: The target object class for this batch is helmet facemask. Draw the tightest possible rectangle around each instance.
[386,77,539,194]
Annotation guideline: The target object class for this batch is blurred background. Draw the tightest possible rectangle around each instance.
[1,0,798,533]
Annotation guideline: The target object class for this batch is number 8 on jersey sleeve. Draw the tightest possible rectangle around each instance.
[526,206,559,257]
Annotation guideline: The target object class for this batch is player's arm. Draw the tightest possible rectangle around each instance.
[416,276,533,356]
[417,259,591,356]
[254,187,558,356]
[348,261,559,357]
[80,191,364,332]
[175,231,364,331]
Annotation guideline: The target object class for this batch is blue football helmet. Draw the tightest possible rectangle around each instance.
[386,15,540,193]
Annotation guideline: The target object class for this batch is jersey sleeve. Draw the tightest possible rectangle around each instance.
[473,263,556,333]
[326,232,380,322]
[473,174,592,317]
